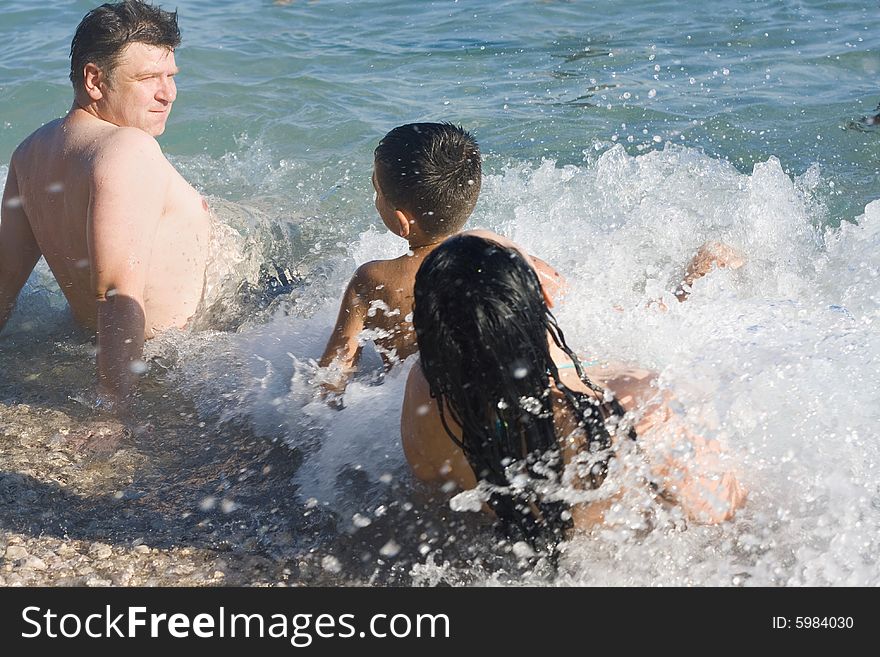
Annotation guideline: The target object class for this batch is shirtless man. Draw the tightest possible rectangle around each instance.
[0,1,210,408]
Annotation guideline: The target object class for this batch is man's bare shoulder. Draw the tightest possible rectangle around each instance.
[11,119,64,163]
[92,127,166,169]
[84,129,171,195]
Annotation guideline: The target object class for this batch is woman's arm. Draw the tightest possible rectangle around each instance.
[400,363,477,489]
[590,367,747,524]
[630,391,747,524]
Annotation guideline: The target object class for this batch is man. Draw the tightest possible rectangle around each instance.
[0,1,211,409]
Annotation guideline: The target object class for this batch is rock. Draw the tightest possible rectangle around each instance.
[22,556,47,571]
[85,576,112,587]
[4,545,28,561]
[57,544,78,558]
[133,545,151,555]
[88,542,113,560]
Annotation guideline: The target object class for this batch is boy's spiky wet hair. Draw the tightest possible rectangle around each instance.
[374,123,481,238]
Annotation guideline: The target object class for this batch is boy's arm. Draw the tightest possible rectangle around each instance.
[674,241,744,302]
[317,267,370,400]
[0,159,42,334]
[528,254,568,308]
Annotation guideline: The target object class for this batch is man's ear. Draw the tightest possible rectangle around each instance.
[83,63,105,101]
[393,209,413,238]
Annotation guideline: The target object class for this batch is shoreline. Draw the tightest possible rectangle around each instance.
[0,395,314,587]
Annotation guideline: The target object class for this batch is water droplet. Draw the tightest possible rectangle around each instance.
[352,513,372,528]
[379,540,401,558]
[321,555,342,573]
[128,360,148,375]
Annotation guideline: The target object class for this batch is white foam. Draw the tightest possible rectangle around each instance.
[12,144,878,584]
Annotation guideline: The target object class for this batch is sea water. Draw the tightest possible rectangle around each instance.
[1,0,878,585]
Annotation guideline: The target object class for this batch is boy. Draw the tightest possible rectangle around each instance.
[317,123,483,399]
[318,123,565,399]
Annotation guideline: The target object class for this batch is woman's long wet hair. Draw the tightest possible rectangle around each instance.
[413,234,632,550]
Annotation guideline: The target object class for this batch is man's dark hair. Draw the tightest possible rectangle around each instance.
[69,1,181,87]
[374,123,481,238]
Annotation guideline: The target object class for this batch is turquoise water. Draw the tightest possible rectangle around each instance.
[2,1,880,585]
[2,1,878,218]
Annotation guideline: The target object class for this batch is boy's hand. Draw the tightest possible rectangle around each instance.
[675,241,745,302]
[319,383,346,410]
[314,360,353,410]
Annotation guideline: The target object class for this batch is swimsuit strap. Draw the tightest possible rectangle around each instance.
[556,358,599,370]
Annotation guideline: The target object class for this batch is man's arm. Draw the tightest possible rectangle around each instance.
[0,159,42,334]
[88,130,168,407]
[316,267,370,401]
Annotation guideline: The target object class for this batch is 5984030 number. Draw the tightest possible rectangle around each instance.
[795,617,853,629]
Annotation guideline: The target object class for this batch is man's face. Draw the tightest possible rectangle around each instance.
[97,42,178,136]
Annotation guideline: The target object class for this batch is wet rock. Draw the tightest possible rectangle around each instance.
[4,545,28,561]
[85,576,112,587]
[88,542,113,560]
[56,544,78,558]
[22,556,47,571]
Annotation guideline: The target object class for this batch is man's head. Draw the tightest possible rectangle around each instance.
[70,1,181,136]
[373,123,481,240]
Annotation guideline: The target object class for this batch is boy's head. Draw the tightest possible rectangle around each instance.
[373,123,481,240]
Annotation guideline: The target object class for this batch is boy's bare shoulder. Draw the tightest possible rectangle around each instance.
[350,257,406,292]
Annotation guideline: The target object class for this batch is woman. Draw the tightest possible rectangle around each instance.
[401,231,746,549]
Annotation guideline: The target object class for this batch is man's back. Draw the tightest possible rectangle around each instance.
[10,109,211,337]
